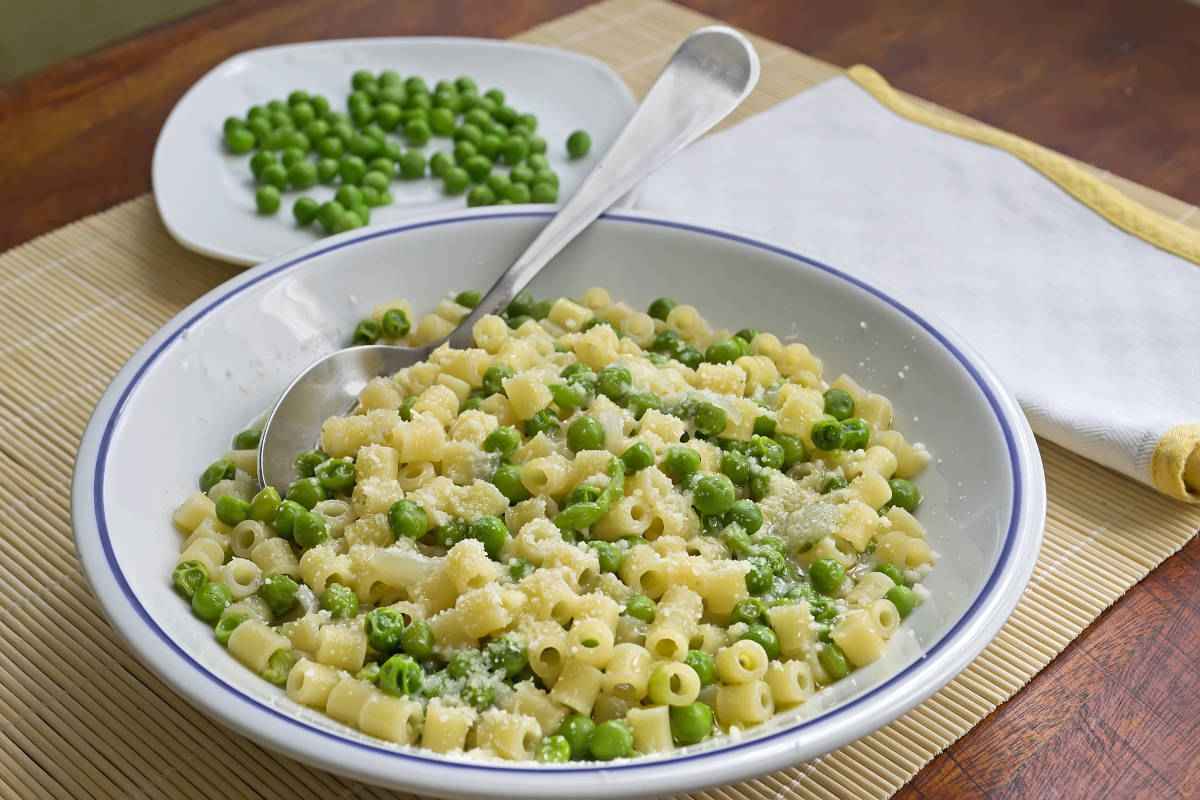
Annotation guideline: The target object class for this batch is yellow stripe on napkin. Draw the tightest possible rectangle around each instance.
[847,65,1200,502]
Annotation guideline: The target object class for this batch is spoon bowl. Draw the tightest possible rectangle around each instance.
[259,25,759,488]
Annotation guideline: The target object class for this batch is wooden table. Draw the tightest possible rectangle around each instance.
[3,1,1197,796]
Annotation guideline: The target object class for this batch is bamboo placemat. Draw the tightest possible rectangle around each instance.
[2,1,1198,798]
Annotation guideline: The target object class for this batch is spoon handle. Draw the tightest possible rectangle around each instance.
[445,26,758,349]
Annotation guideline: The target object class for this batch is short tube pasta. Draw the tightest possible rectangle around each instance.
[169,286,935,761]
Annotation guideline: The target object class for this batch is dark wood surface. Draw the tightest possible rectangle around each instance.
[2,1,1198,797]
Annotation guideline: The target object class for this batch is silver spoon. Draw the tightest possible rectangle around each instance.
[259,26,759,489]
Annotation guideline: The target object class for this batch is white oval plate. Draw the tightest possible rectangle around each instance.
[152,38,636,265]
[73,210,1045,798]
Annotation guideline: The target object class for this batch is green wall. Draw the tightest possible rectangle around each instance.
[1,0,218,83]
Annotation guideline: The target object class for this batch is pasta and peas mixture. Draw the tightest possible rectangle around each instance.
[171,287,933,762]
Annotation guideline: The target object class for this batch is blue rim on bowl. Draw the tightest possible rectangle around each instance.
[74,210,1044,797]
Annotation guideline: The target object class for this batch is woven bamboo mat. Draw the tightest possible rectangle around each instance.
[2,1,1199,798]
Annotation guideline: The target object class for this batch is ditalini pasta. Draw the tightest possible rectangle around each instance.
[170,288,934,763]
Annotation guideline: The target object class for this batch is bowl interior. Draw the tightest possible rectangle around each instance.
[91,212,1018,791]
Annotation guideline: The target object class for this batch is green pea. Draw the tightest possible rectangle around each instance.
[293,510,328,548]
[819,643,850,681]
[822,388,855,421]
[567,416,605,452]
[821,475,849,494]
[292,196,320,226]
[215,495,250,526]
[745,557,774,595]
[811,418,845,451]
[254,186,281,215]
[530,182,557,203]
[286,476,326,510]
[547,382,588,412]
[620,442,655,473]
[429,151,454,177]
[358,170,387,193]
[225,126,256,154]
[478,365,512,397]
[245,482,278,520]
[290,449,323,478]
[589,720,632,760]
[378,654,423,696]
[499,182,529,204]
[446,290,479,310]
[720,450,750,485]
[694,402,727,437]
[558,128,591,158]
[495,136,526,166]
[447,650,481,679]
[730,598,765,626]
[537,734,571,763]
[335,185,364,209]
[463,154,492,182]
[810,558,846,595]
[624,392,660,421]
[400,619,434,660]
[191,581,232,624]
[199,459,235,492]
[887,478,922,512]
[259,648,298,686]
[320,582,359,619]
[380,308,411,338]
[624,593,656,623]
[249,150,277,178]
[557,714,596,760]
[486,636,528,678]
[338,154,367,184]
[878,584,919,623]
[749,472,772,501]
[645,297,675,321]
[365,607,408,654]
[316,158,339,184]
[662,445,701,483]
[595,366,631,402]
[279,147,305,168]
[705,338,741,364]
[214,611,248,646]
[171,561,207,599]
[586,541,623,574]
[691,474,735,516]
[469,515,509,560]
[443,167,470,195]
[676,346,703,369]
[405,119,431,146]
[350,318,381,346]
[750,435,786,470]
[250,574,297,620]
[312,457,353,493]
[397,395,417,422]
[566,485,603,508]
[518,406,556,436]
[776,434,807,468]
[875,562,906,586]
[453,123,483,147]
[387,499,428,540]
[725,499,762,536]
[669,701,714,746]
[467,185,495,207]
[475,428,517,459]
[270,499,303,539]
[527,135,547,155]
[834,418,867,451]
[491,463,530,504]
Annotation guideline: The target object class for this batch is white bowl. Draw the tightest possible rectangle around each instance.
[73,209,1045,798]
[152,38,637,265]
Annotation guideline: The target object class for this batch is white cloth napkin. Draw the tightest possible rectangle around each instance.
[636,75,1199,499]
